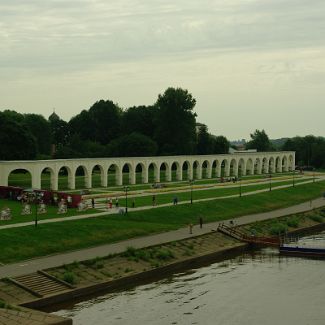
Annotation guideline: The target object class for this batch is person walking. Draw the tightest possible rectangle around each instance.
[115,198,119,208]
[91,198,95,208]
[152,195,156,206]
[189,223,193,234]
[132,199,135,208]
[199,217,203,229]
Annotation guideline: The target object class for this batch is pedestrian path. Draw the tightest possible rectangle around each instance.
[0,177,319,230]
[0,196,324,278]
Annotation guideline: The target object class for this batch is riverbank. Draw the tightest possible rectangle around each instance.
[0,205,324,324]
[1,206,323,311]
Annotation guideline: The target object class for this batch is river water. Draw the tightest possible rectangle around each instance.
[54,235,325,325]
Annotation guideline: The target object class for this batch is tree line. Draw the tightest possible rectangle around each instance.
[1,87,324,169]
[0,87,229,160]
[245,129,325,169]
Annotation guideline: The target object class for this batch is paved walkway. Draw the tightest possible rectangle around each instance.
[0,196,324,278]
[0,177,320,230]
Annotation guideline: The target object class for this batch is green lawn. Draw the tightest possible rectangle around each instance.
[107,178,309,208]
[0,200,100,225]
[0,181,324,264]
[0,177,308,225]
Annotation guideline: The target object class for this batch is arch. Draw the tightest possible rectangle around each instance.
[202,160,212,179]
[238,158,245,177]
[254,158,262,175]
[171,161,182,181]
[8,168,32,189]
[107,164,121,186]
[75,165,90,189]
[159,162,170,182]
[40,167,56,190]
[246,158,254,175]
[288,155,294,171]
[182,160,192,180]
[211,160,219,178]
[193,160,202,179]
[268,157,275,173]
[91,164,105,188]
[275,156,282,173]
[135,162,146,184]
[148,162,159,183]
[229,159,238,176]
[58,165,74,190]
[282,156,288,172]
[262,157,269,174]
[220,159,229,177]
[122,163,135,185]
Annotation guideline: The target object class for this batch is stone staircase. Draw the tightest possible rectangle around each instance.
[10,271,72,298]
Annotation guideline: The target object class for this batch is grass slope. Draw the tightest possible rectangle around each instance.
[0,181,324,263]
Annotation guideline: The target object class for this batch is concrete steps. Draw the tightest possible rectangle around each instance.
[10,271,72,297]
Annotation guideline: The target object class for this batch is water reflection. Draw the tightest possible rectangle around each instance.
[54,239,325,325]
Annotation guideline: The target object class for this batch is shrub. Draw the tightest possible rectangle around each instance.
[269,223,288,236]
[309,215,323,223]
[63,271,76,285]
[154,248,174,261]
[287,217,299,228]
[123,246,137,257]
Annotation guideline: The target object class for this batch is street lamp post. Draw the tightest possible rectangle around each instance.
[269,173,272,191]
[313,168,315,183]
[239,177,242,197]
[124,186,129,213]
[292,169,295,187]
[28,191,43,228]
[189,179,194,204]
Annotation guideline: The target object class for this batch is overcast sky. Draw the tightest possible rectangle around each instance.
[1,0,324,140]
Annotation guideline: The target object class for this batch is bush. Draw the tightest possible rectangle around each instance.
[309,215,323,223]
[269,223,288,236]
[287,217,299,228]
[154,248,174,261]
[123,246,137,257]
[63,272,76,285]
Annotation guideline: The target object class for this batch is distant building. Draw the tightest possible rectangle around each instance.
[48,110,60,122]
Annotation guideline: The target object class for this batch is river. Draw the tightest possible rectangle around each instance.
[54,234,325,325]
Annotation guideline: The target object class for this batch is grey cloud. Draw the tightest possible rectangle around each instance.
[1,0,325,77]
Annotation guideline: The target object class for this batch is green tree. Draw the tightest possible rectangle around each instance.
[122,105,156,138]
[0,112,37,160]
[283,135,325,168]
[154,87,197,155]
[246,129,274,151]
[55,135,106,159]
[197,125,213,154]
[69,100,122,144]
[212,135,230,154]
[49,117,69,149]
[24,114,52,156]
[106,132,158,157]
